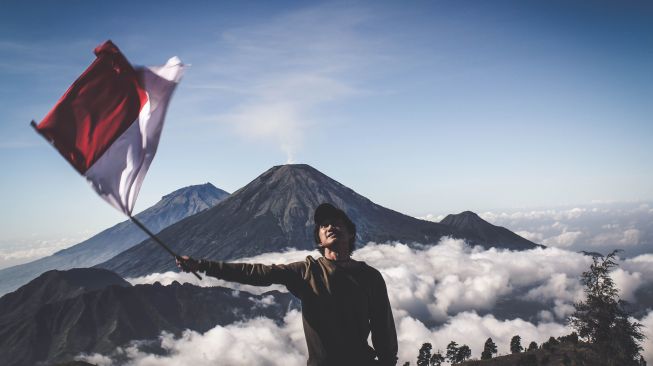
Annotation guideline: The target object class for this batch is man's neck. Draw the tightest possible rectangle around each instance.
[324,247,350,261]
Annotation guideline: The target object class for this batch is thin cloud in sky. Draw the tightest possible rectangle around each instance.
[0,39,93,75]
[195,3,384,163]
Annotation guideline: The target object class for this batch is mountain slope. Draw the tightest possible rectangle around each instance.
[97,164,540,278]
[0,183,229,296]
[0,268,130,321]
[441,211,543,250]
[0,268,292,366]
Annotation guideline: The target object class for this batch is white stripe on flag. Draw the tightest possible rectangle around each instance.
[85,57,184,215]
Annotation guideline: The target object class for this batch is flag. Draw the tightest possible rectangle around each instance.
[32,40,184,215]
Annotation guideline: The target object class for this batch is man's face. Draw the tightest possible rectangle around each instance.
[318,217,352,250]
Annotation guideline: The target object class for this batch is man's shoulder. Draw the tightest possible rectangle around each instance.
[305,255,318,263]
[361,262,384,280]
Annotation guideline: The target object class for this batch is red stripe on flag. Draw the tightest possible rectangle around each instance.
[34,40,148,174]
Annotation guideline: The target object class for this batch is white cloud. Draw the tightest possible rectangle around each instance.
[542,230,583,247]
[396,311,571,362]
[74,353,113,366]
[622,229,642,244]
[623,254,653,282]
[471,202,653,254]
[515,230,544,243]
[611,269,643,302]
[641,311,653,365]
[78,308,576,366]
[119,240,652,365]
[418,213,447,222]
[0,234,91,269]
[248,295,276,309]
[591,228,642,247]
[131,240,597,322]
[78,311,308,366]
[524,273,584,304]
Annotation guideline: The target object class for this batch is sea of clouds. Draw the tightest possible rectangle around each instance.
[78,238,653,366]
[0,235,88,270]
[423,201,653,257]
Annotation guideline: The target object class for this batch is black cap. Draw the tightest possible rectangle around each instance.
[314,203,349,224]
[313,203,357,254]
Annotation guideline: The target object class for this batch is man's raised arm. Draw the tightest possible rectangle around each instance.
[176,255,305,287]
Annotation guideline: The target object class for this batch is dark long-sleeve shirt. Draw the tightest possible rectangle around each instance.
[199,256,398,366]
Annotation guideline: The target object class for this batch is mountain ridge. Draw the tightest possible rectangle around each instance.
[0,183,229,296]
[97,164,540,277]
[0,268,292,366]
[441,211,545,250]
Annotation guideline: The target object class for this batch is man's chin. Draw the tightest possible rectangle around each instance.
[320,240,338,249]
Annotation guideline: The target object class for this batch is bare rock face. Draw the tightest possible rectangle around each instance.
[97,164,540,278]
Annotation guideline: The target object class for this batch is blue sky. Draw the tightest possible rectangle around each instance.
[1,1,652,250]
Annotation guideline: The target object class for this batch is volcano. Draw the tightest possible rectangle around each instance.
[97,164,540,277]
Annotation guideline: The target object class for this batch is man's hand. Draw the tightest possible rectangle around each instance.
[176,255,200,273]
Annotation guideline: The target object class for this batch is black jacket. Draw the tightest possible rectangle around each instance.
[200,256,398,366]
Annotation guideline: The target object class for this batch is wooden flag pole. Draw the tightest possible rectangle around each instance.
[128,215,202,280]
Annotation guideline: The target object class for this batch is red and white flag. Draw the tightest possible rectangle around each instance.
[33,40,184,215]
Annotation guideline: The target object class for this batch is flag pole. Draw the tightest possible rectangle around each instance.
[32,120,201,280]
[128,215,202,280]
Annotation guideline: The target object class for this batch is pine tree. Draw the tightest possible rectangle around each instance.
[481,337,498,360]
[527,341,538,351]
[457,345,471,363]
[569,250,646,365]
[542,336,559,352]
[417,343,432,366]
[430,351,445,366]
[510,335,523,354]
[558,332,579,344]
[445,341,459,364]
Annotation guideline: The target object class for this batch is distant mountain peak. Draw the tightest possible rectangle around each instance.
[255,164,332,188]
[458,210,481,218]
[0,268,130,319]
[440,211,485,228]
[441,210,543,250]
[0,183,230,296]
[270,163,314,171]
[160,182,224,201]
[459,210,478,216]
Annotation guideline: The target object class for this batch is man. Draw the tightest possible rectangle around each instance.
[176,203,398,366]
